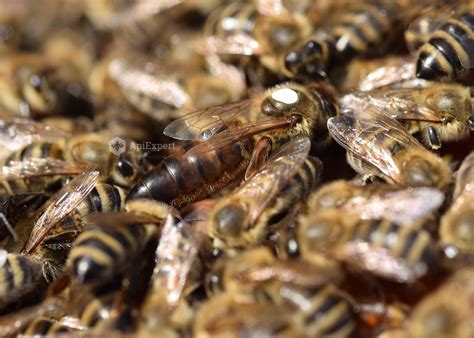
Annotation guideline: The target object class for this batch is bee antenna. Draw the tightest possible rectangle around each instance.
[0,212,18,242]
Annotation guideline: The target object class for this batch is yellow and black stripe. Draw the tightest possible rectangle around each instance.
[1,142,63,195]
[416,10,474,80]
[68,223,147,285]
[295,284,356,337]
[22,317,74,336]
[0,254,41,305]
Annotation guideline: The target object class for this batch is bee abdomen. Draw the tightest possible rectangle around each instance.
[77,183,126,216]
[332,2,396,58]
[127,141,250,209]
[0,254,41,304]
[416,12,474,80]
[68,225,146,285]
[23,317,73,336]
[303,285,355,337]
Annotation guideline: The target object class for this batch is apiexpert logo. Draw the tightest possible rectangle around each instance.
[109,137,175,155]
[109,137,126,155]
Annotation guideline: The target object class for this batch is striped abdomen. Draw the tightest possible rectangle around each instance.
[127,140,252,209]
[2,142,64,194]
[22,317,74,336]
[347,219,439,273]
[331,2,398,59]
[41,184,126,250]
[68,224,147,285]
[284,284,355,337]
[205,3,258,38]
[416,11,474,80]
[0,254,41,306]
[259,157,322,228]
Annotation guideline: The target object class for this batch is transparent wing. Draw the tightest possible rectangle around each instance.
[109,58,190,109]
[328,103,422,182]
[163,99,253,141]
[110,0,184,25]
[330,242,425,283]
[205,54,246,99]
[343,187,445,225]
[86,211,167,228]
[203,34,264,56]
[1,158,82,181]
[154,203,211,307]
[256,0,289,16]
[186,117,293,155]
[0,118,70,161]
[358,58,417,91]
[24,171,99,254]
[221,137,310,224]
[340,93,443,122]
[454,151,474,198]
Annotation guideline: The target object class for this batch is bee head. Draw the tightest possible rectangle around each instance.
[284,40,327,79]
[212,203,248,240]
[111,149,142,187]
[401,154,450,190]
[22,70,58,113]
[298,209,346,256]
[442,208,474,255]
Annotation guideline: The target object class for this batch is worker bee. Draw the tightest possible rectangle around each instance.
[340,81,474,149]
[408,3,474,82]
[67,198,175,286]
[208,137,323,251]
[298,208,441,283]
[406,268,474,337]
[0,53,92,118]
[328,99,452,190]
[440,151,474,263]
[332,56,417,93]
[194,292,302,338]
[284,1,401,79]
[1,119,146,191]
[0,171,120,312]
[108,56,245,121]
[202,1,312,76]
[214,247,356,337]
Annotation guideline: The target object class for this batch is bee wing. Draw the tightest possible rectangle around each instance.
[454,151,474,198]
[111,0,183,25]
[256,0,289,16]
[1,158,82,181]
[24,171,100,254]
[154,213,207,307]
[109,59,191,109]
[226,137,311,223]
[205,54,246,98]
[330,242,423,283]
[344,187,445,225]
[186,117,293,155]
[328,104,423,183]
[0,118,70,160]
[203,34,264,56]
[357,58,417,91]
[341,93,443,122]
[163,99,254,141]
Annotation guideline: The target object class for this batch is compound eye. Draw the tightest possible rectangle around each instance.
[284,51,301,71]
[214,204,245,238]
[117,158,135,178]
[304,40,322,55]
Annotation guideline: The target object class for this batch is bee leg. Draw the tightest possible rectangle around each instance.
[245,137,272,180]
[427,126,441,149]
[41,259,62,283]
[0,212,18,242]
